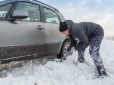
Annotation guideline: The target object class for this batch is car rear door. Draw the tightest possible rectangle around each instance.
[43,7,64,56]
[0,1,45,62]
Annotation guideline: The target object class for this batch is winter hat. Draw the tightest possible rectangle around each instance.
[59,22,67,32]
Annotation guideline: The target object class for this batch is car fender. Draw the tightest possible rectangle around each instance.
[57,35,70,54]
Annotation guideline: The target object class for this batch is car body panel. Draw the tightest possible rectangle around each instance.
[0,21,45,46]
[44,23,65,55]
[0,21,45,60]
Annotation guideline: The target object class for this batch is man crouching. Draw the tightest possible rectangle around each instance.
[59,20,107,77]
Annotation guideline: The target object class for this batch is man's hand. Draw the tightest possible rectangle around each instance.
[61,47,75,61]
[65,49,73,57]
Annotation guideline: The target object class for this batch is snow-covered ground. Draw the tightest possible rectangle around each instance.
[0,39,114,85]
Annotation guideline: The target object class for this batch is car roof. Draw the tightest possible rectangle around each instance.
[0,0,59,12]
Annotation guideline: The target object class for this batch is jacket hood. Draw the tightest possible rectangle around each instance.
[64,20,74,35]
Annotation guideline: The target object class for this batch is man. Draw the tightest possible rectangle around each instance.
[59,20,107,77]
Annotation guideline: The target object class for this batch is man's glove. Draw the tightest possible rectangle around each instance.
[61,48,73,61]
[65,47,76,57]
[65,50,73,57]
[61,50,72,60]
[61,47,76,61]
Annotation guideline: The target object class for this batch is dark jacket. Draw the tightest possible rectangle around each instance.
[65,20,104,51]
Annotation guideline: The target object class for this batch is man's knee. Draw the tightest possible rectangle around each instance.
[89,46,100,56]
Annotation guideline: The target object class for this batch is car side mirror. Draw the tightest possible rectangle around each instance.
[12,9,28,19]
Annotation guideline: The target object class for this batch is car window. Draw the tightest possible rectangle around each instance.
[59,12,65,21]
[44,8,60,24]
[0,4,13,19]
[15,2,40,22]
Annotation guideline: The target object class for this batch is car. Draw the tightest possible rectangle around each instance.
[0,0,71,64]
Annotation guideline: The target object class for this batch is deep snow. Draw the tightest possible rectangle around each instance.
[0,39,114,85]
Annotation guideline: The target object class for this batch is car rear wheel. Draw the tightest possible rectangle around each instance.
[57,40,70,59]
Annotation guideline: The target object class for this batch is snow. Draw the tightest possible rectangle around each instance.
[0,39,114,85]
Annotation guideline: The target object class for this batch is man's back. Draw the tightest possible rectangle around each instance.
[78,22,104,39]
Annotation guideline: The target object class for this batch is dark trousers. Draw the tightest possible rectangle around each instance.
[78,33,104,69]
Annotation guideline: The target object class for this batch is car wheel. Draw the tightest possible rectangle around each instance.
[57,40,70,60]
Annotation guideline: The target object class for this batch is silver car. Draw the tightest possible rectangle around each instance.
[0,0,70,64]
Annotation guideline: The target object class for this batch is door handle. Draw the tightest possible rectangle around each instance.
[36,25,44,30]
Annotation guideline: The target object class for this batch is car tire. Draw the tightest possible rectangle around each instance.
[57,40,70,60]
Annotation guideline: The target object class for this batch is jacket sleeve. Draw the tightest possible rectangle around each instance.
[74,29,89,50]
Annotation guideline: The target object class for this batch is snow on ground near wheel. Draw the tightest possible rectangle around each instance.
[0,39,114,85]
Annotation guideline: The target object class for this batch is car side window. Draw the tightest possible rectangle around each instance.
[44,8,60,24]
[0,4,13,19]
[15,2,40,22]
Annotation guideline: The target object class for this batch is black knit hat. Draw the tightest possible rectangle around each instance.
[59,22,67,32]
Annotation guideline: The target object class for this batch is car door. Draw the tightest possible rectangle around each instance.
[0,1,45,61]
[43,7,64,55]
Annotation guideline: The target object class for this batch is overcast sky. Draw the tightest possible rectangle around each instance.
[41,0,114,36]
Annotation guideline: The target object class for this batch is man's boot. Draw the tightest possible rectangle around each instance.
[78,57,85,63]
[97,67,107,78]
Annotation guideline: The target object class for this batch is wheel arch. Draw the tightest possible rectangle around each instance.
[57,36,70,55]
